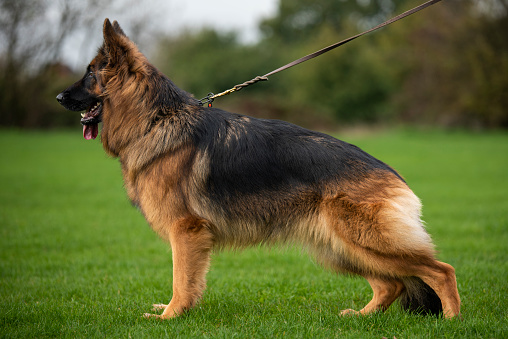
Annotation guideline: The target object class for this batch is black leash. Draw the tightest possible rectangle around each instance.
[199,0,443,107]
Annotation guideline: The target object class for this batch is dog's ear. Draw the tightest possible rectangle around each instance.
[103,18,123,62]
[103,18,147,74]
[112,20,127,37]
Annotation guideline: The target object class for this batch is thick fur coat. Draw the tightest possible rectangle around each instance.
[56,19,461,319]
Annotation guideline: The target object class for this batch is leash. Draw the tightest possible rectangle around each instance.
[198,0,443,107]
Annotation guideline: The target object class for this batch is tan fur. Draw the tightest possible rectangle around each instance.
[341,277,405,315]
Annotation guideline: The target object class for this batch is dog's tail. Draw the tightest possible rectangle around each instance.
[399,277,443,316]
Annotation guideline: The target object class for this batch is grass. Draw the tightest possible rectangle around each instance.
[1,128,507,338]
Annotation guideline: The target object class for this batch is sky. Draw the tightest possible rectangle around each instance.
[60,0,278,69]
[164,0,278,43]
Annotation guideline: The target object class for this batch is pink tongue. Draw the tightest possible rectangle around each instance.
[83,124,99,140]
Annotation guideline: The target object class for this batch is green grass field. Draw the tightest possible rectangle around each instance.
[1,129,507,338]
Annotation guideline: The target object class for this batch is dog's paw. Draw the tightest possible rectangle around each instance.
[143,312,174,320]
[152,304,168,311]
[142,304,168,320]
[340,308,360,316]
[143,312,162,320]
[144,304,179,320]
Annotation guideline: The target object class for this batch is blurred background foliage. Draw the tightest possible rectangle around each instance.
[1,0,507,129]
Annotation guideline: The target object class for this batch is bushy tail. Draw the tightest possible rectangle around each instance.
[400,277,443,316]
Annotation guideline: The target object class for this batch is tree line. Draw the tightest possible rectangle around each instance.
[1,0,507,129]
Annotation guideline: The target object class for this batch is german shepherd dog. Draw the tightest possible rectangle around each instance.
[57,19,460,319]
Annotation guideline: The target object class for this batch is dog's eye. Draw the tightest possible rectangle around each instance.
[87,72,94,78]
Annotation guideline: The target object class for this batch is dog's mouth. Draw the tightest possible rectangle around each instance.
[80,101,103,140]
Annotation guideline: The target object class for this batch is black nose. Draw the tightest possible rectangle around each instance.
[56,92,65,103]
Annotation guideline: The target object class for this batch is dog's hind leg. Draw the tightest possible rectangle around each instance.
[145,216,214,319]
[341,277,405,316]
[415,261,461,318]
[320,180,460,318]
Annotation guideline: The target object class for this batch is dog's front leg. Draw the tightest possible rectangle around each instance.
[146,216,214,319]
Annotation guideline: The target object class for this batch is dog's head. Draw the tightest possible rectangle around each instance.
[56,19,149,140]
